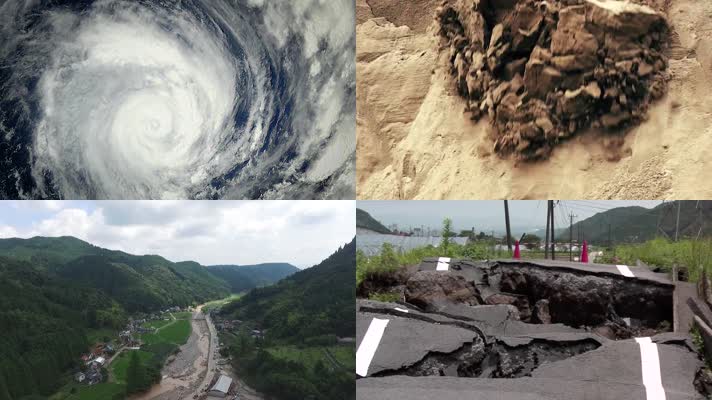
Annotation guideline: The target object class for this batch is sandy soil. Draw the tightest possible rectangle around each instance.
[356,0,712,199]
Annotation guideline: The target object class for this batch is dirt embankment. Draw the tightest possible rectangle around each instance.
[356,0,712,199]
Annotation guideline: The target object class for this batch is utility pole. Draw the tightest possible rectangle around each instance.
[545,201,551,259]
[553,201,557,259]
[675,200,681,241]
[569,213,577,262]
[504,200,512,252]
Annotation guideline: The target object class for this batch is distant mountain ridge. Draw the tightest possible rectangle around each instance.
[206,263,299,293]
[221,237,356,339]
[0,236,298,310]
[357,208,391,234]
[558,201,712,244]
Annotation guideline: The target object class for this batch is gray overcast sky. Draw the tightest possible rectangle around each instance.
[0,201,355,268]
[358,200,664,234]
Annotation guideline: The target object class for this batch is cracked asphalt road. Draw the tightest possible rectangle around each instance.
[356,258,705,399]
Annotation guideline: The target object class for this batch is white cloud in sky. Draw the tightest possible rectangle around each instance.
[0,200,355,268]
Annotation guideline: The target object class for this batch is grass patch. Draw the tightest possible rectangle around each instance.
[329,345,355,370]
[266,344,355,371]
[141,319,191,346]
[357,240,518,286]
[111,350,154,384]
[368,292,400,302]
[51,382,124,400]
[266,346,328,370]
[172,311,192,320]
[144,319,174,330]
[601,237,712,282]
[203,294,244,313]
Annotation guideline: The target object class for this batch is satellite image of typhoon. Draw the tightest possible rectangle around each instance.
[0,0,355,199]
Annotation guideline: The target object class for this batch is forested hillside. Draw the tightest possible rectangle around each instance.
[221,239,355,339]
[357,208,391,234]
[206,263,298,293]
[0,236,300,400]
[559,201,712,244]
[218,239,356,400]
[0,256,123,399]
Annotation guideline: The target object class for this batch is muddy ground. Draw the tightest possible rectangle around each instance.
[356,0,712,199]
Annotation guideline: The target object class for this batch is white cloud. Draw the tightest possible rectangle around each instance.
[0,200,355,268]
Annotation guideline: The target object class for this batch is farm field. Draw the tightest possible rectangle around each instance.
[267,344,355,370]
[141,318,191,346]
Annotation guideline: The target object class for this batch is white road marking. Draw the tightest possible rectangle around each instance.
[356,318,389,377]
[635,337,667,400]
[616,264,635,277]
[436,257,451,271]
[394,307,409,313]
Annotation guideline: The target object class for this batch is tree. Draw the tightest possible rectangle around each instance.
[379,243,399,272]
[522,234,542,249]
[126,351,146,394]
[440,218,454,252]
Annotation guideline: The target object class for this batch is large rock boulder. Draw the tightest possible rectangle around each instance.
[405,271,481,310]
[436,0,669,160]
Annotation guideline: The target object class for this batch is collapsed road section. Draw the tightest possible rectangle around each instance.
[356,258,706,399]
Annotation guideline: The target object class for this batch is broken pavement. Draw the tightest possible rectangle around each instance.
[357,258,705,399]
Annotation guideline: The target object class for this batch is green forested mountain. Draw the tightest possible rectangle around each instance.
[221,238,356,339]
[219,239,356,400]
[0,256,122,399]
[559,201,712,244]
[0,236,301,400]
[356,208,391,234]
[206,263,298,293]
[0,237,231,311]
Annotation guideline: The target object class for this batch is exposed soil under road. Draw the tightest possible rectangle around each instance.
[356,0,712,199]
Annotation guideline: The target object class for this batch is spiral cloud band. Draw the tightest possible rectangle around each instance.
[0,0,355,199]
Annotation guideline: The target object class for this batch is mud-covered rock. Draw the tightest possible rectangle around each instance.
[485,293,532,321]
[532,299,552,324]
[405,271,481,310]
[437,0,670,160]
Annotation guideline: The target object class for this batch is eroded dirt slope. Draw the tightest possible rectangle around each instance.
[356,0,712,199]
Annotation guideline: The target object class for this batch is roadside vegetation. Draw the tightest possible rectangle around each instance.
[357,218,521,287]
[599,237,712,282]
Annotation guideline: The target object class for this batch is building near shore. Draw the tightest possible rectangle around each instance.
[208,374,233,397]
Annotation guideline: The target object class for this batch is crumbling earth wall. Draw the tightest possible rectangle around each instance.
[437,0,670,160]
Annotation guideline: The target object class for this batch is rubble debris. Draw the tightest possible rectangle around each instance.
[495,263,674,333]
[406,271,482,310]
[436,0,670,160]
[378,338,600,378]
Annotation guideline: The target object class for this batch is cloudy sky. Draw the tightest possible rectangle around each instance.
[0,201,355,268]
[358,200,665,234]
